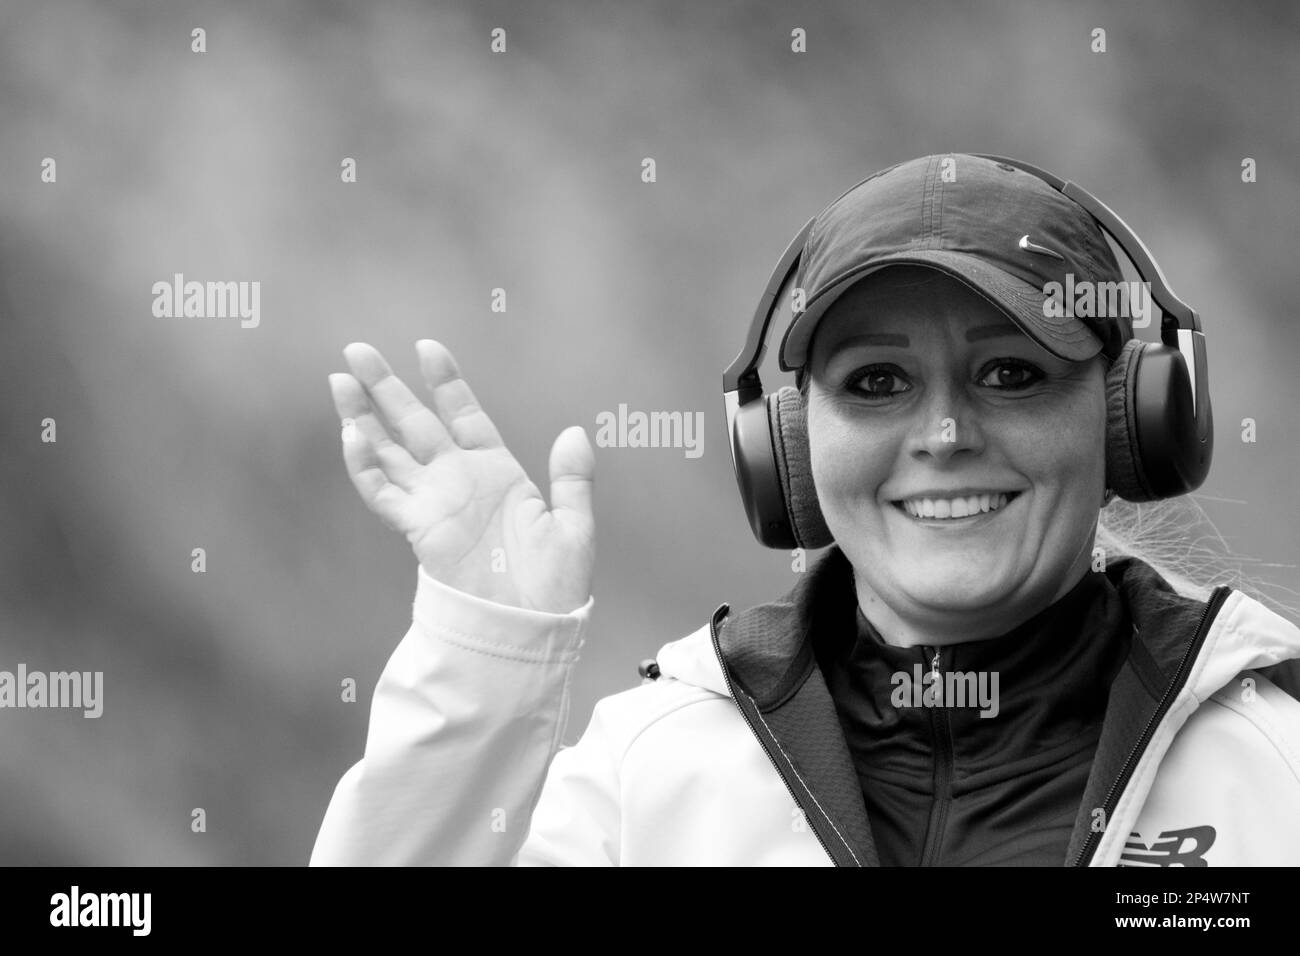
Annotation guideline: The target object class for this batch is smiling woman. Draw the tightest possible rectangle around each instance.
[311,154,1300,868]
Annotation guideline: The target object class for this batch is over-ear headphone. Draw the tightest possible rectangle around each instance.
[722,154,1214,550]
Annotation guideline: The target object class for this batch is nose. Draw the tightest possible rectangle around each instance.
[906,376,987,463]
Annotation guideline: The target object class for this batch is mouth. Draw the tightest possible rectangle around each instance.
[890,490,1023,522]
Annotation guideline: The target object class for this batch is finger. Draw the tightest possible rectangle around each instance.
[337,407,410,510]
[547,425,594,525]
[372,441,423,491]
[342,342,454,463]
[328,370,395,446]
[416,339,505,450]
[329,373,423,490]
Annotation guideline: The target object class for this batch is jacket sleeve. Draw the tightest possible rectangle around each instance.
[309,563,595,866]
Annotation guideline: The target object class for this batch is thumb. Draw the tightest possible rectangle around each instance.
[547,425,594,523]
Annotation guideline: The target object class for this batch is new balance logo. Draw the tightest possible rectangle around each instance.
[1119,825,1216,866]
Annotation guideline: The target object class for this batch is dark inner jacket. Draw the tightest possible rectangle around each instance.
[711,545,1300,866]
[819,562,1128,866]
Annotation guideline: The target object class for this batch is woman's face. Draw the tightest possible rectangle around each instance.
[806,266,1108,640]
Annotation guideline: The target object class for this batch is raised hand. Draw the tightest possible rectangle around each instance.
[328,340,594,614]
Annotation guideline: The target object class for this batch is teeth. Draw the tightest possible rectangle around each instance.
[901,493,1011,519]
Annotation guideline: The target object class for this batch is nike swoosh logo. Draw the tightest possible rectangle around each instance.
[1018,234,1066,261]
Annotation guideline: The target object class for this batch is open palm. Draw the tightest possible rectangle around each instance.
[328,340,594,614]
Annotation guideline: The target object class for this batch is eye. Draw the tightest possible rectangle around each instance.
[844,364,911,400]
[977,358,1044,390]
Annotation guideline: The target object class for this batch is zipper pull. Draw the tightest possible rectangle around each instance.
[923,647,943,707]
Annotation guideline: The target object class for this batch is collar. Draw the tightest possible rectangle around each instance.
[824,567,1128,794]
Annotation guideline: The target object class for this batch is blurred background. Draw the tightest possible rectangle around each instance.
[1,0,1297,864]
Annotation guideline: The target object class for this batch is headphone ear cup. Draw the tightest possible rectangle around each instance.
[730,390,795,548]
[1105,339,1155,501]
[1105,336,1212,501]
[770,386,833,549]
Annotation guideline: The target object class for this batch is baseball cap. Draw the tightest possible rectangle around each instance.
[778,154,1133,373]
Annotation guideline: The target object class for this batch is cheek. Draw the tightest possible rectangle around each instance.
[1016,396,1107,485]
[998,395,1108,530]
[807,412,897,513]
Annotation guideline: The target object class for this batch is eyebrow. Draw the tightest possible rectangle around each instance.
[834,324,1023,349]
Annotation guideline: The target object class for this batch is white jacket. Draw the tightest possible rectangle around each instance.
[310,551,1300,866]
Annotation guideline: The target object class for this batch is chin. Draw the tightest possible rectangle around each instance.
[893,560,1020,611]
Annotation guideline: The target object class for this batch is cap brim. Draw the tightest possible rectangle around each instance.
[779,249,1104,370]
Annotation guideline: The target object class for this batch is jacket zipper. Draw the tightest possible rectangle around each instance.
[708,604,846,866]
[1070,585,1232,866]
[919,647,953,866]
